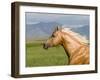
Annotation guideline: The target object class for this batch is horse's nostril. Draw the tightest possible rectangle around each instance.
[43,43,45,48]
[43,43,48,49]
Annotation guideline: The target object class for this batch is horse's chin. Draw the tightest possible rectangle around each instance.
[44,47,48,50]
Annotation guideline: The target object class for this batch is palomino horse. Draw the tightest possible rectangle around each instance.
[43,26,89,65]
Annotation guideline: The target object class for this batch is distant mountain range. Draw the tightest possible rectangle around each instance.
[26,22,89,42]
[72,25,89,40]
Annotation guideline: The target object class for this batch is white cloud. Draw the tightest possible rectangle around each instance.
[62,24,86,28]
[26,21,39,25]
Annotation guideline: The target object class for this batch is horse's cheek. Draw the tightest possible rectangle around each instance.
[54,38,60,45]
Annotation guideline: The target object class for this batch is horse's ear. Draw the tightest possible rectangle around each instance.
[57,26,62,30]
[56,26,59,31]
[54,26,58,32]
[54,26,61,32]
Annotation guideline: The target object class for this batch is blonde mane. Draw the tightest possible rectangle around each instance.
[61,28,89,44]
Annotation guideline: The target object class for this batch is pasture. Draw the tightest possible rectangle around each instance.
[26,41,68,67]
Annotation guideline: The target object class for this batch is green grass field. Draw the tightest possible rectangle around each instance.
[26,41,68,67]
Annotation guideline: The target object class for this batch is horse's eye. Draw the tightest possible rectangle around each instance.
[52,35,55,37]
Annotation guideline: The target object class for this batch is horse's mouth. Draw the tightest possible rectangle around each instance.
[43,43,50,49]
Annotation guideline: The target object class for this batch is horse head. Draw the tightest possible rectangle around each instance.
[43,26,63,49]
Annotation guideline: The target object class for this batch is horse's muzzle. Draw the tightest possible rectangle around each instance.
[43,43,49,49]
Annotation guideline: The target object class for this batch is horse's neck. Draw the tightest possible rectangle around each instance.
[62,34,81,57]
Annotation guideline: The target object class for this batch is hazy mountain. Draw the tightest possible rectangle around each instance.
[26,22,62,41]
[72,25,89,40]
[26,22,89,41]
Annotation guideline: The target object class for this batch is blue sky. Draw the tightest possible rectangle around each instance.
[25,12,90,27]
